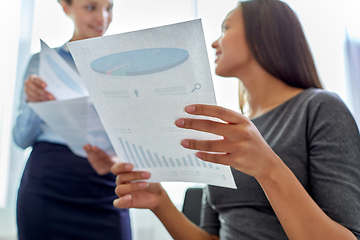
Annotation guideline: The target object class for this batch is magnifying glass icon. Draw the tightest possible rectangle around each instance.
[191,83,201,92]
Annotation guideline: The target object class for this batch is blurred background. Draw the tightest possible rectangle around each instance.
[0,0,359,239]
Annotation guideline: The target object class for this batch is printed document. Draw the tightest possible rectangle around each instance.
[67,20,236,188]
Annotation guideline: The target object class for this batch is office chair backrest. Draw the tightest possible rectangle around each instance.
[182,187,204,226]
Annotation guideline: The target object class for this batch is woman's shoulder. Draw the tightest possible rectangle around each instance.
[301,88,341,101]
[301,88,358,130]
[27,44,70,67]
[30,44,66,57]
[28,51,40,64]
[279,88,355,127]
[297,88,347,111]
[278,88,346,116]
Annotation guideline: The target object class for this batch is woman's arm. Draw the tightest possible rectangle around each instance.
[257,158,356,240]
[111,163,219,240]
[175,104,357,240]
[13,74,55,148]
[13,52,55,149]
[13,101,43,149]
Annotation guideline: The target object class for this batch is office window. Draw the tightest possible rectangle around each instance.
[343,0,360,126]
[285,0,354,102]
[285,0,360,123]
[0,0,22,209]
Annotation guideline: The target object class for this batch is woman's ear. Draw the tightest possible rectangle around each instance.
[59,0,71,15]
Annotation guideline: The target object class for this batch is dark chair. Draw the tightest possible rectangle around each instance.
[182,187,204,226]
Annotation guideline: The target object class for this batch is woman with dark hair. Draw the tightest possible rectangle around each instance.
[13,0,132,239]
[108,0,360,239]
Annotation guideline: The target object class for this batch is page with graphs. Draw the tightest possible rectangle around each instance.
[68,19,236,188]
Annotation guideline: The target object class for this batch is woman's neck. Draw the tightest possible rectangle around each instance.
[237,67,303,119]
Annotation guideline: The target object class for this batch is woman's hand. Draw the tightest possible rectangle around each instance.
[111,163,167,210]
[25,74,55,102]
[83,144,118,175]
[175,104,281,180]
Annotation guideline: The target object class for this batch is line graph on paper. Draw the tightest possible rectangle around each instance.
[118,137,220,170]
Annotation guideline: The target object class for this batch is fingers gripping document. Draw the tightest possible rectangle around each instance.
[67,20,236,188]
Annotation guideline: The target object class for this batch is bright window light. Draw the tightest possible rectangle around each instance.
[0,0,22,209]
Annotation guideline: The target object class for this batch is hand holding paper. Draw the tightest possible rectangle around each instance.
[84,144,118,175]
[111,162,166,210]
[25,74,55,102]
[39,40,88,100]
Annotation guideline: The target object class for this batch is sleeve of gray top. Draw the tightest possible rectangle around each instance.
[200,186,221,236]
[307,91,360,238]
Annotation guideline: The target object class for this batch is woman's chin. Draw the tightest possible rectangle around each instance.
[215,67,222,76]
[215,68,231,78]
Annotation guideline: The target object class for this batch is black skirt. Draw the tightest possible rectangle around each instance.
[17,142,132,240]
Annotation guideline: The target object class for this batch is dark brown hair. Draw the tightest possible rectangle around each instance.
[238,0,323,111]
[58,0,72,4]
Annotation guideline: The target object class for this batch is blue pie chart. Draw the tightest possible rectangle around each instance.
[90,48,189,76]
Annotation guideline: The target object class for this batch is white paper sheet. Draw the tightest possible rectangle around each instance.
[28,96,115,158]
[67,20,236,188]
[29,40,114,158]
[39,40,89,100]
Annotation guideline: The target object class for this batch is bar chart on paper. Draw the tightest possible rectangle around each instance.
[117,137,235,187]
[119,137,218,169]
